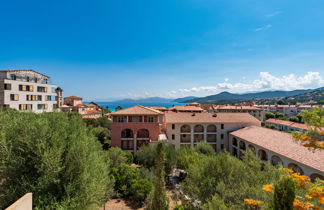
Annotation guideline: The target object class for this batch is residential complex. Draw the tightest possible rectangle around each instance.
[264,118,320,132]
[61,96,102,118]
[0,69,62,113]
[110,105,324,178]
[255,104,322,117]
[229,126,324,179]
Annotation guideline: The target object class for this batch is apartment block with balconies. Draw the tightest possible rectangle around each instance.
[110,105,166,153]
[0,70,63,113]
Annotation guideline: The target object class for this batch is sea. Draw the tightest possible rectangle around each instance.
[91,102,186,112]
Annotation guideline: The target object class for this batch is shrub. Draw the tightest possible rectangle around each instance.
[0,110,113,209]
[131,179,153,202]
[194,142,215,155]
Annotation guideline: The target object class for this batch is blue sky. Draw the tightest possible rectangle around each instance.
[1,0,324,100]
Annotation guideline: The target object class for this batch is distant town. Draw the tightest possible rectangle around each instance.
[1,69,323,209]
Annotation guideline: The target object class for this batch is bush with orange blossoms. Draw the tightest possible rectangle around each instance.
[246,168,324,209]
[244,199,263,207]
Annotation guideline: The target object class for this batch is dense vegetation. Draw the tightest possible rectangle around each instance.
[0,109,113,209]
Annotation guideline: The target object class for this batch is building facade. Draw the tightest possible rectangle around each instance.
[229,126,324,179]
[61,96,102,118]
[110,105,166,153]
[164,112,261,152]
[255,104,322,117]
[0,70,62,113]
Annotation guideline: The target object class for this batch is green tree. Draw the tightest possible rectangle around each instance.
[130,179,153,202]
[107,147,132,168]
[265,112,275,120]
[194,142,215,155]
[150,142,169,210]
[115,106,123,111]
[112,164,139,197]
[275,112,285,119]
[0,110,113,209]
[273,177,295,210]
[288,116,299,123]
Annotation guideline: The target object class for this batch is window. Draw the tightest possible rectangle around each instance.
[10,94,19,101]
[172,124,175,129]
[221,134,224,139]
[34,78,38,83]
[37,104,48,110]
[221,144,224,150]
[4,83,11,90]
[26,76,30,82]
[19,104,32,110]
[221,124,224,129]
[37,86,47,92]
[10,74,16,80]
[19,85,33,92]
[46,96,52,101]
[147,116,154,122]
[38,95,42,101]
[172,134,175,140]
[117,116,126,122]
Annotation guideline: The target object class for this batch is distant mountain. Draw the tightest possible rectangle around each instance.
[173,96,198,102]
[112,97,173,104]
[182,89,317,103]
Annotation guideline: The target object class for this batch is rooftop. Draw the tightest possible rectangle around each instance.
[111,105,162,115]
[165,112,261,124]
[265,118,324,131]
[230,126,324,172]
[169,105,204,112]
[0,69,50,78]
[213,105,262,111]
[65,96,83,100]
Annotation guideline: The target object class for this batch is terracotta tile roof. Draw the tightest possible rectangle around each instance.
[111,105,162,115]
[165,112,261,124]
[265,119,324,131]
[230,126,324,172]
[85,110,101,114]
[0,69,50,78]
[213,105,262,111]
[65,96,83,100]
[169,105,204,111]
[146,106,168,111]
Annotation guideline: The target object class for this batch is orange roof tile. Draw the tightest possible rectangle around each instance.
[265,119,324,131]
[230,126,324,172]
[165,112,261,124]
[65,96,83,100]
[111,105,162,115]
[169,105,204,111]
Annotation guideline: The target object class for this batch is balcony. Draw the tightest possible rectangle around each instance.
[207,134,217,142]
[180,134,191,143]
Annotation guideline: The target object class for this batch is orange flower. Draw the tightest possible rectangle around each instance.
[283,168,294,173]
[304,195,313,199]
[263,184,274,193]
[244,199,263,206]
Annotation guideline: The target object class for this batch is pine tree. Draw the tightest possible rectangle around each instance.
[273,177,295,210]
[150,142,169,210]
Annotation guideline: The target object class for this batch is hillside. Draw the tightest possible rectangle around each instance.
[181,89,316,104]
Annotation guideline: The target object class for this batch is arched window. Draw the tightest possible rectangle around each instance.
[310,173,324,182]
[194,124,204,132]
[239,141,246,150]
[288,163,304,175]
[207,125,217,132]
[248,145,256,153]
[121,129,133,138]
[258,149,268,161]
[271,155,282,166]
[232,137,238,146]
[137,129,149,138]
[180,125,191,133]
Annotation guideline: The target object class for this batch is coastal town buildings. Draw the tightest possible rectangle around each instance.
[200,104,264,121]
[164,112,261,152]
[264,118,317,132]
[0,69,63,112]
[110,105,324,177]
[229,126,324,178]
[255,104,322,117]
[61,96,102,118]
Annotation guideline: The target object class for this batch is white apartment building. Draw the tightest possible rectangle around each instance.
[164,112,261,152]
[0,70,63,113]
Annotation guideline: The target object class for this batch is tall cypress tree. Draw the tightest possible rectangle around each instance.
[273,177,295,210]
[150,142,168,210]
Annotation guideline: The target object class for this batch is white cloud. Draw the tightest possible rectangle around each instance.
[224,78,229,82]
[266,11,282,18]
[170,72,324,96]
[255,24,272,32]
